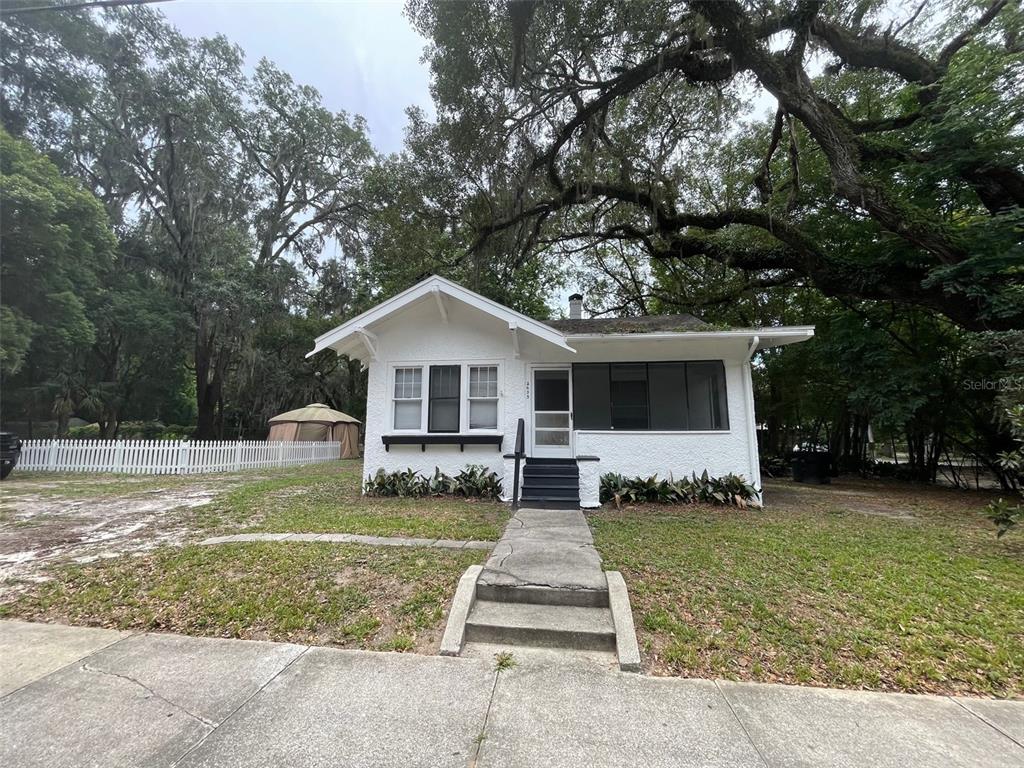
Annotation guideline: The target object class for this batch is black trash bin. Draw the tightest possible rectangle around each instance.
[792,448,832,484]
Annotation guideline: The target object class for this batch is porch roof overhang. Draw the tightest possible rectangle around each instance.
[306,275,576,362]
[563,326,815,349]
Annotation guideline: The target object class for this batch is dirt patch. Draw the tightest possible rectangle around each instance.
[763,476,999,525]
[0,486,219,597]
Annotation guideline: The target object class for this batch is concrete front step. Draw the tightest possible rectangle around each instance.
[460,640,619,670]
[465,600,616,651]
[517,496,580,509]
[475,581,610,608]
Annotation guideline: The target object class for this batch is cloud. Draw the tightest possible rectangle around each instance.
[161,0,433,153]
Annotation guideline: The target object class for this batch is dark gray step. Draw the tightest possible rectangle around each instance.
[525,458,578,466]
[464,600,615,651]
[522,467,579,478]
[521,487,578,499]
[476,582,609,608]
[521,476,579,488]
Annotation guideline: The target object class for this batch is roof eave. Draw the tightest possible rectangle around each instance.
[564,327,815,346]
[307,275,576,359]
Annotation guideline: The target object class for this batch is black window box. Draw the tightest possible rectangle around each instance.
[382,434,503,452]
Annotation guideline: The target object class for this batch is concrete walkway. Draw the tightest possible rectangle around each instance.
[199,532,494,550]
[477,508,607,595]
[2,620,1021,767]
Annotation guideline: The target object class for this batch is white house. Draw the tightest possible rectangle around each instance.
[308,275,813,508]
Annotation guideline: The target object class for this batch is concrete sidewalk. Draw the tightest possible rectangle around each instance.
[1,620,1021,768]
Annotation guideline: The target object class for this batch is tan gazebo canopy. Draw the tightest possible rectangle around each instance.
[267,403,360,458]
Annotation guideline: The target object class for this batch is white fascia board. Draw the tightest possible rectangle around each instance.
[307,274,575,358]
[565,326,815,347]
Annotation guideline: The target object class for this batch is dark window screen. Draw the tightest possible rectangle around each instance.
[572,364,611,429]
[686,361,728,430]
[534,369,569,411]
[610,364,648,429]
[428,365,460,432]
[648,362,688,430]
[572,360,729,431]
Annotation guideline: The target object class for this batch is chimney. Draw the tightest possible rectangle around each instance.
[568,293,584,320]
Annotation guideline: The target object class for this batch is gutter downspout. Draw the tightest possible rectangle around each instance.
[743,336,763,506]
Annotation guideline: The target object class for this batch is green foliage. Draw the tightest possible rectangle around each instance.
[0,128,114,369]
[600,471,760,509]
[987,405,1024,537]
[66,421,193,440]
[364,465,503,499]
[0,8,381,437]
[760,454,791,479]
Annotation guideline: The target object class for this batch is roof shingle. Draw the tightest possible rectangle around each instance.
[541,313,709,335]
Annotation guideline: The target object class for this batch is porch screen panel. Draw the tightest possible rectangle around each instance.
[609,363,649,429]
[572,360,728,431]
[534,370,570,411]
[686,361,728,430]
[572,363,610,429]
[428,365,461,432]
[648,362,688,430]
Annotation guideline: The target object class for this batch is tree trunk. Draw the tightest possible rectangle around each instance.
[194,327,221,440]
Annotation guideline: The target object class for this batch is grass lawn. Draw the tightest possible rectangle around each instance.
[0,542,485,653]
[0,460,505,653]
[592,478,1024,698]
[200,461,507,541]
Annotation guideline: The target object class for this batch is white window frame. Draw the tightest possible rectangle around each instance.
[388,361,503,434]
[391,366,425,432]
[467,364,500,431]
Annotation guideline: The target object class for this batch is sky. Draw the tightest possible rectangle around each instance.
[160,0,434,154]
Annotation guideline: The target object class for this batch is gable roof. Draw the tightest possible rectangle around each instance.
[308,275,815,360]
[544,313,708,335]
[307,275,575,360]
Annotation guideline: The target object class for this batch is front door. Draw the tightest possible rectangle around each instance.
[531,368,573,458]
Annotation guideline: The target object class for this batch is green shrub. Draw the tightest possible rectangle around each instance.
[66,421,194,440]
[365,465,502,499]
[987,404,1024,537]
[67,424,101,439]
[760,454,790,478]
[600,470,759,509]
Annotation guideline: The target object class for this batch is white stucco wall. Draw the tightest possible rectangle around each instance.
[358,298,761,498]
[361,300,523,484]
[577,458,601,508]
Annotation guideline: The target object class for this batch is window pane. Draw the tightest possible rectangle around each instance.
[536,412,569,428]
[649,362,688,430]
[687,361,728,430]
[394,367,421,399]
[429,400,459,432]
[535,370,569,411]
[610,363,648,429]
[430,365,460,398]
[428,365,460,432]
[469,400,498,429]
[469,366,498,398]
[394,400,421,430]
[572,363,610,429]
[536,429,570,445]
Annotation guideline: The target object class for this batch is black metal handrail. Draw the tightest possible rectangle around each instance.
[511,417,525,510]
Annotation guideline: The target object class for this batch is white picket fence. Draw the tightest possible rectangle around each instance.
[16,439,341,475]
